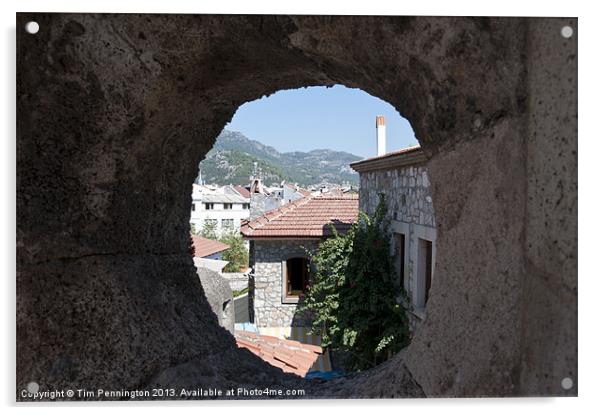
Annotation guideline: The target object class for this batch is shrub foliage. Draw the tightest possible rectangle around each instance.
[299,194,411,371]
[220,230,249,273]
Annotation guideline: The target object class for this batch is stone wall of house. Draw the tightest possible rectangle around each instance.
[358,164,436,329]
[250,240,318,328]
[359,165,435,228]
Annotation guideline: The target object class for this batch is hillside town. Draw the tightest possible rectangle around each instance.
[190,116,436,378]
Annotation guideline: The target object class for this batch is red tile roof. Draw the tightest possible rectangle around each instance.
[232,185,251,199]
[240,195,359,239]
[190,235,230,258]
[235,330,323,377]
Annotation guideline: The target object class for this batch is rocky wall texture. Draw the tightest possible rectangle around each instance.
[17,13,576,399]
[251,240,317,328]
[359,164,437,330]
[197,267,235,335]
[222,272,249,293]
[360,165,435,228]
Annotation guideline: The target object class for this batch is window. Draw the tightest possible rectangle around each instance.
[395,233,406,287]
[191,203,196,212]
[204,203,214,210]
[243,203,250,210]
[222,219,234,229]
[284,257,309,300]
[417,238,434,308]
[224,203,233,210]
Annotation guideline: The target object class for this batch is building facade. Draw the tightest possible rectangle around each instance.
[350,145,436,328]
[241,195,358,372]
[241,195,358,335]
[190,184,251,237]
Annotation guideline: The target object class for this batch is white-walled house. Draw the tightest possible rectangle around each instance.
[190,184,250,237]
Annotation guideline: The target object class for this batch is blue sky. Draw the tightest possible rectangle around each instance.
[225,85,418,159]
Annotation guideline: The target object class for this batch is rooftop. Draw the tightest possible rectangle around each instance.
[283,183,313,197]
[349,145,427,173]
[232,185,251,199]
[240,195,358,239]
[235,330,323,377]
[196,193,250,204]
[190,235,230,258]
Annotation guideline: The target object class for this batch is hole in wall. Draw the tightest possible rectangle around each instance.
[188,84,438,377]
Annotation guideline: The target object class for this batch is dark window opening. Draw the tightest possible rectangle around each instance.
[205,203,214,210]
[425,240,433,304]
[396,233,406,287]
[418,238,433,307]
[191,203,196,211]
[285,257,309,297]
[224,203,233,210]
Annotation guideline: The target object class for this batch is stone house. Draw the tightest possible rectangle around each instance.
[350,144,436,328]
[240,195,358,338]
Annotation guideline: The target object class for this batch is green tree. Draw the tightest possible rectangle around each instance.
[299,194,411,371]
[220,230,249,273]
[200,220,218,240]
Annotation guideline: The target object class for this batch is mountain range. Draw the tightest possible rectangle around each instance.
[197,130,362,187]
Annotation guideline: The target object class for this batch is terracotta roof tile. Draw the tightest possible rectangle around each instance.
[190,235,230,258]
[240,195,358,239]
[235,330,323,377]
[232,185,251,199]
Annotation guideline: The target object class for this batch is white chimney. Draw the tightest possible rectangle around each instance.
[376,115,386,156]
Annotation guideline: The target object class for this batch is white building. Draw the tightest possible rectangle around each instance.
[249,179,311,220]
[190,184,251,237]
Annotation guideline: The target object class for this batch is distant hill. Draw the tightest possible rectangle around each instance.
[198,130,361,187]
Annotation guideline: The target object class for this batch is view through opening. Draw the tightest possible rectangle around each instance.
[188,85,437,378]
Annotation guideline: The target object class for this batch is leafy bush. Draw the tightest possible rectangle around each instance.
[200,220,218,240]
[220,230,249,273]
[299,194,410,371]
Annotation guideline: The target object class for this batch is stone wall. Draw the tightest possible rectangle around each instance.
[222,272,249,293]
[197,267,234,334]
[359,165,435,228]
[250,240,318,328]
[358,163,436,328]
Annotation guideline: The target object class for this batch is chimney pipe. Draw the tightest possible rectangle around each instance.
[376,115,386,156]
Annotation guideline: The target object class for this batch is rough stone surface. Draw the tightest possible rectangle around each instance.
[358,163,436,329]
[197,267,234,334]
[251,240,318,328]
[16,13,576,399]
[222,272,249,293]
[360,165,436,228]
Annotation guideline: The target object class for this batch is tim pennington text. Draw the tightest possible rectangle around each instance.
[21,387,306,400]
